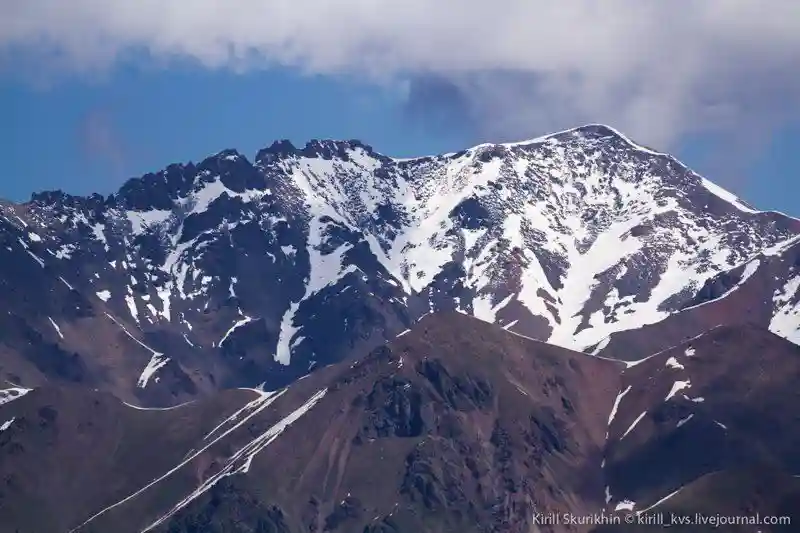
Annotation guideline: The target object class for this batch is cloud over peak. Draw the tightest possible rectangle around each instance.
[3,0,800,149]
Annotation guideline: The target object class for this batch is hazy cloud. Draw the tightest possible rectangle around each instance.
[78,107,128,178]
[3,1,800,149]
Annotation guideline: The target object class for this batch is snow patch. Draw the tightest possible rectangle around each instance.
[701,178,758,214]
[48,317,64,339]
[96,290,112,302]
[122,400,195,411]
[769,275,800,343]
[27,251,45,267]
[127,209,173,235]
[665,357,684,370]
[589,336,611,356]
[104,313,169,388]
[614,500,636,512]
[621,411,647,439]
[91,223,109,250]
[637,486,684,514]
[607,385,632,428]
[0,387,31,407]
[665,380,691,401]
[0,417,15,432]
[124,294,140,324]
[219,315,254,347]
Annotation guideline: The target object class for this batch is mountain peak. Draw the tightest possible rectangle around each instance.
[253,138,382,166]
[28,189,107,211]
[507,122,668,158]
[302,139,377,158]
[255,139,297,163]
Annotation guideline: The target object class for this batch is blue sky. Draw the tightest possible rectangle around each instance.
[3,2,800,214]
[3,66,469,198]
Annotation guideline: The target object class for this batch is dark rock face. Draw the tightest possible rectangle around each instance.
[161,478,292,533]
[415,359,494,412]
[449,196,493,230]
[682,268,744,309]
[355,376,428,440]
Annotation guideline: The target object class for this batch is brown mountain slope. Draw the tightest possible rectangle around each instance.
[0,385,257,532]
[603,323,800,512]
[185,312,621,533]
[0,313,623,533]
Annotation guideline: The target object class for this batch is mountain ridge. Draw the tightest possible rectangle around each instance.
[19,123,765,214]
[1,123,800,407]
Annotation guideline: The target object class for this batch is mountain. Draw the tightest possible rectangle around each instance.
[602,324,800,513]
[0,313,622,532]
[1,314,798,533]
[2,124,800,407]
[3,124,800,532]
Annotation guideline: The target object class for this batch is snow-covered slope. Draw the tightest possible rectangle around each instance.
[678,234,800,345]
[1,124,798,403]
[252,124,798,350]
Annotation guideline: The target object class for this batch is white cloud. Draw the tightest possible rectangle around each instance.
[3,0,800,148]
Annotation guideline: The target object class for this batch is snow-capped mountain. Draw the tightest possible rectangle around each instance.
[1,124,799,405]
